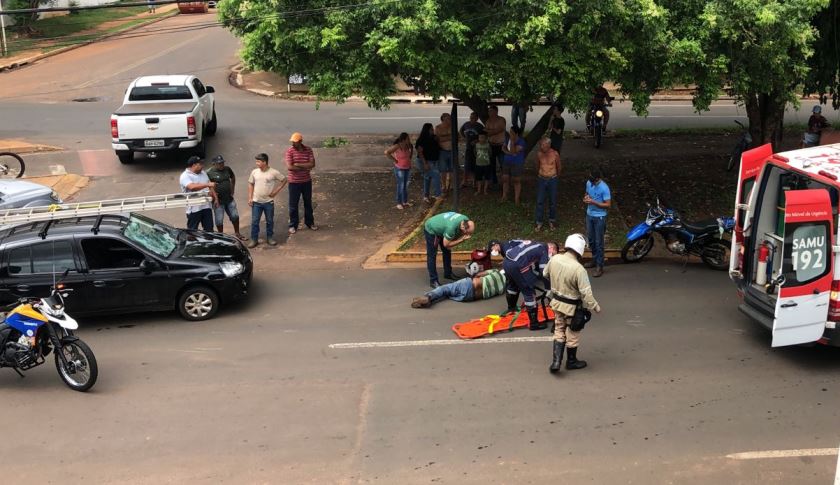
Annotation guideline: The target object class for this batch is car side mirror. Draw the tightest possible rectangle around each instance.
[205,86,215,94]
[139,259,157,273]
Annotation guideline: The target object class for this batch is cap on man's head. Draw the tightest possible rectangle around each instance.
[212,155,225,165]
[186,155,203,166]
[289,132,303,142]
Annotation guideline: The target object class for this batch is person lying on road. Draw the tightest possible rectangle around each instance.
[411,269,506,308]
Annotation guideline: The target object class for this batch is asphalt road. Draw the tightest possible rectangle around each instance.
[2,262,839,483]
[2,13,840,484]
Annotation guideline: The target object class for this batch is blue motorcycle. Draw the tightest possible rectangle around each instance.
[621,198,735,270]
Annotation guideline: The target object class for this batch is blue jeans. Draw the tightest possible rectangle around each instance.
[251,201,275,240]
[424,229,452,284]
[288,181,314,229]
[535,177,558,224]
[586,214,607,268]
[394,167,410,204]
[416,157,441,198]
[187,208,213,231]
[427,277,474,304]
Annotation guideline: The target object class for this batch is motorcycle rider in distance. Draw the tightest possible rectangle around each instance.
[585,85,613,133]
[802,105,831,148]
[543,233,601,373]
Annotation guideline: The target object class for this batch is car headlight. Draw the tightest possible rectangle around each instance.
[50,191,62,203]
[219,261,244,277]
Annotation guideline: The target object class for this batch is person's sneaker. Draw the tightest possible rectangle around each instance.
[583,261,596,269]
[592,267,604,278]
[307,224,319,231]
[268,238,278,246]
[411,296,431,309]
[288,227,296,235]
[258,238,266,244]
[246,240,258,249]
[430,280,440,289]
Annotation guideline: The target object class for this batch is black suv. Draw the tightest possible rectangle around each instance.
[0,213,252,321]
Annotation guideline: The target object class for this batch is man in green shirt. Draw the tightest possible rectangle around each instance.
[423,211,475,288]
[207,155,245,240]
[411,269,506,308]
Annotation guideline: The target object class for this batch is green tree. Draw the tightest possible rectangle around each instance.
[669,0,829,147]
[219,0,675,150]
[804,0,840,109]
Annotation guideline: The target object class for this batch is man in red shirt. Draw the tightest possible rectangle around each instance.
[285,132,317,234]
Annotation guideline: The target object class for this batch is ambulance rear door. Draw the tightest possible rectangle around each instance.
[730,144,774,278]
[773,188,834,347]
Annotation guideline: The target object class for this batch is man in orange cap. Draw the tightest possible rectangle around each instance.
[285,132,317,234]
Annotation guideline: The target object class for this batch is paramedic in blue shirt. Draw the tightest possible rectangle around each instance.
[489,239,558,330]
[584,170,611,277]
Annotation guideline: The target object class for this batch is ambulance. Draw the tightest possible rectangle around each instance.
[730,142,840,347]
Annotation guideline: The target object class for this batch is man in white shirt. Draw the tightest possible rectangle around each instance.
[179,156,217,231]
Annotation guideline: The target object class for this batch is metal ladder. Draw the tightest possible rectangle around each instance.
[0,192,212,226]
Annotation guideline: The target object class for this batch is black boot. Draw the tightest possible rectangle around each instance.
[502,293,518,315]
[566,347,587,370]
[528,307,546,330]
[549,340,565,373]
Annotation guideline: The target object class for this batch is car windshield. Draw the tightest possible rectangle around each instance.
[122,214,178,258]
[128,86,192,101]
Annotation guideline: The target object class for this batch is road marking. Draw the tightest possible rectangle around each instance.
[348,116,440,120]
[329,336,553,349]
[726,448,839,460]
[835,443,840,485]
[629,115,748,118]
[76,33,207,89]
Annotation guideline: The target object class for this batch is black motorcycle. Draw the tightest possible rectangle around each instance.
[621,199,735,270]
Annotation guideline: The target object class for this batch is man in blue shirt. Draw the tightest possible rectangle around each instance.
[584,170,611,277]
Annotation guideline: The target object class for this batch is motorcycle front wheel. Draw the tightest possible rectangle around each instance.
[701,240,730,270]
[55,339,98,392]
[621,235,654,263]
[594,124,603,148]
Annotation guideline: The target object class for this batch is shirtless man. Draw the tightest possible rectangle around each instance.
[485,104,507,186]
[535,139,562,231]
[435,113,455,192]
[411,268,507,308]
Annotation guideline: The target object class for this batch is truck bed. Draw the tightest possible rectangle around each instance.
[114,102,197,116]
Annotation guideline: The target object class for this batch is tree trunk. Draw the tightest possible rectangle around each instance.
[744,91,785,151]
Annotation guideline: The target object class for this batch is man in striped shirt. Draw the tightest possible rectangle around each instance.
[411,269,506,308]
[285,132,317,234]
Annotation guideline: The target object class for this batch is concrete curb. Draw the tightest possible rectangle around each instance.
[0,10,179,73]
[0,142,63,154]
[25,174,89,201]
[385,249,624,264]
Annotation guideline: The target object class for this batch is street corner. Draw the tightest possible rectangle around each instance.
[0,139,63,154]
[25,173,90,201]
[229,64,299,99]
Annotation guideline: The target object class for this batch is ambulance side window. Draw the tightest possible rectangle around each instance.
[782,222,830,286]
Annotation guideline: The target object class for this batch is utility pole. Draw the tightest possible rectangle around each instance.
[450,101,459,211]
[0,0,8,58]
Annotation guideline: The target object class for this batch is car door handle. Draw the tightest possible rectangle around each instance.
[15,285,30,292]
[780,302,798,308]
[93,280,107,288]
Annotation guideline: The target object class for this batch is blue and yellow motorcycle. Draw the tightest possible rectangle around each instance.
[0,278,97,392]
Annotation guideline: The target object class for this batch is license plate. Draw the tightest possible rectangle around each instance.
[144,139,165,147]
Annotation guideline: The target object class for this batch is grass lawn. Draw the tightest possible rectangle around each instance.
[4,1,165,56]
[399,162,628,252]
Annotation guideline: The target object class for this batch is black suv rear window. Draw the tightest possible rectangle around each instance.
[128,86,192,101]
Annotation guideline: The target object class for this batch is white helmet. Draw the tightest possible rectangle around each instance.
[465,261,482,277]
[564,233,587,258]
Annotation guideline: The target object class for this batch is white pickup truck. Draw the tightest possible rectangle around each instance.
[111,75,217,164]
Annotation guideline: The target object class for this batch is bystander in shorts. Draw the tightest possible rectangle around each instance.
[502,161,524,177]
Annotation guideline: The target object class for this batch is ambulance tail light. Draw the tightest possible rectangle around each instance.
[828,279,840,322]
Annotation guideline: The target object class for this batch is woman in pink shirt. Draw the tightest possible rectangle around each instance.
[385,132,414,209]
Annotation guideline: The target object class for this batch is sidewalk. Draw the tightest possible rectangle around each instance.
[0,4,179,72]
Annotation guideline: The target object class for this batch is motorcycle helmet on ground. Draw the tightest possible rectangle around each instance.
[564,233,587,258]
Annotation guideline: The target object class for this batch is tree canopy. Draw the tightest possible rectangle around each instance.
[221,0,835,147]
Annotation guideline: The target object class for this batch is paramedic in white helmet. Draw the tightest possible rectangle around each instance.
[543,233,601,374]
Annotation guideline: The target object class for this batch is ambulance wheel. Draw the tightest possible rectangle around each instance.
[621,236,653,263]
[701,240,729,270]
